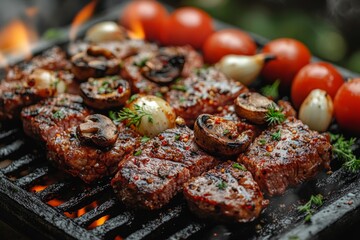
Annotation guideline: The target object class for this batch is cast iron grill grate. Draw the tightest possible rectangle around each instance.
[1,1,360,239]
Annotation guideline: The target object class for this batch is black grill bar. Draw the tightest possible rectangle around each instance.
[14,166,49,188]
[125,205,183,240]
[57,183,111,212]
[91,211,134,238]
[0,128,20,141]
[74,198,118,227]
[167,222,205,240]
[1,153,39,174]
[0,139,25,158]
[36,181,72,201]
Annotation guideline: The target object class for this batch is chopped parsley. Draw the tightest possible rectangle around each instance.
[141,136,150,144]
[233,163,247,171]
[134,149,142,156]
[271,129,281,141]
[217,181,227,190]
[258,139,266,145]
[171,85,188,92]
[175,134,181,141]
[223,129,230,135]
[265,104,285,126]
[128,94,139,103]
[52,110,65,120]
[134,58,148,68]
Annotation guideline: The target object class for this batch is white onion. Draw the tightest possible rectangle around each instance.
[85,21,127,43]
[299,89,334,132]
[128,95,176,137]
[216,54,273,86]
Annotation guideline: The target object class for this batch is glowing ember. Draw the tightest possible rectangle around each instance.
[127,20,145,40]
[87,215,110,229]
[114,236,123,240]
[47,199,64,207]
[70,0,98,41]
[30,185,47,193]
[0,19,36,58]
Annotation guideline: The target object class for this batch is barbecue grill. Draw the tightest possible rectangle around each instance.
[1,1,360,239]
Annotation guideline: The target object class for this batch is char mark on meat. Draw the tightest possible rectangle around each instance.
[183,161,268,223]
[111,124,218,210]
[238,117,332,196]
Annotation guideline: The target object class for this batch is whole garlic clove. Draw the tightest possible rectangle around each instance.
[299,89,334,132]
[85,21,128,43]
[216,53,275,86]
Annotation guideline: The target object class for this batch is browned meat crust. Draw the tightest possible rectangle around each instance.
[0,71,75,121]
[46,123,140,183]
[238,117,332,196]
[166,68,248,126]
[111,125,218,210]
[120,45,203,95]
[278,100,297,118]
[5,47,70,81]
[183,161,268,223]
[21,94,92,142]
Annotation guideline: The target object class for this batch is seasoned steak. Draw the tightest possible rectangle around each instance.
[183,161,268,223]
[238,117,332,196]
[21,94,92,142]
[0,70,75,121]
[111,124,218,210]
[46,122,140,183]
[120,45,203,95]
[166,68,248,126]
[6,47,70,81]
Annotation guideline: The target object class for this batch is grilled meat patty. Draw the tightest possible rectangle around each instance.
[166,68,248,126]
[0,71,75,121]
[6,47,70,81]
[120,45,203,95]
[238,117,332,196]
[46,122,140,183]
[183,161,268,223]
[21,94,92,142]
[111,124,218,210]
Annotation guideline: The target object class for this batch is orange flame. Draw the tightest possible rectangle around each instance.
[70,0,98,41]
[0,19,35,58]
[47,199,64,207]
[127,20,145,40]
[0,53,7,68]
[88,215,110,229]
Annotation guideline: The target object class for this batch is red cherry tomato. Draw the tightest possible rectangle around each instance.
[334,79,360,135]
[120,0,168,41]
[202,29,257,64]
[291,62,344,109]
[261,38,311,87]
[163,7,214,49]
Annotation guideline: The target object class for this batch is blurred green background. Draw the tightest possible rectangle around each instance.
[163,0,360,74]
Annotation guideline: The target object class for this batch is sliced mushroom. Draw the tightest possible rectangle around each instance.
[140,54,185,84]
[194,114,254,157]
[80,77,131,109]
[76,114,118,148]
[234,92,278,124]
[71,45,120,81]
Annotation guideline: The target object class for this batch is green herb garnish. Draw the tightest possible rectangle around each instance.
[298,194,323,222]
[330,133,360,172]
[223,129,230,135]
[217,181,227,190]
[134,149,142,156]
[110,104,153,127]
[128,94,139,103]
[233,163,247,171]
[171,85,188,92]
[261,79,280,100]
[52,110,65,120]
[258,139,266,145]
[134,58,148,67]
[141,136,150,144]
[265,104,285,126]
[175,134,181,141]
[271,129,281,141]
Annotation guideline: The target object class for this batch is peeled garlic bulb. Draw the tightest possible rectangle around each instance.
[128,95,176,137]
[216,54,274,86]
[28,69,66,94]
[299,89,334,132]
[85,21,128,43]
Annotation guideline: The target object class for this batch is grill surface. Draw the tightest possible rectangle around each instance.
[1,1,360,239]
